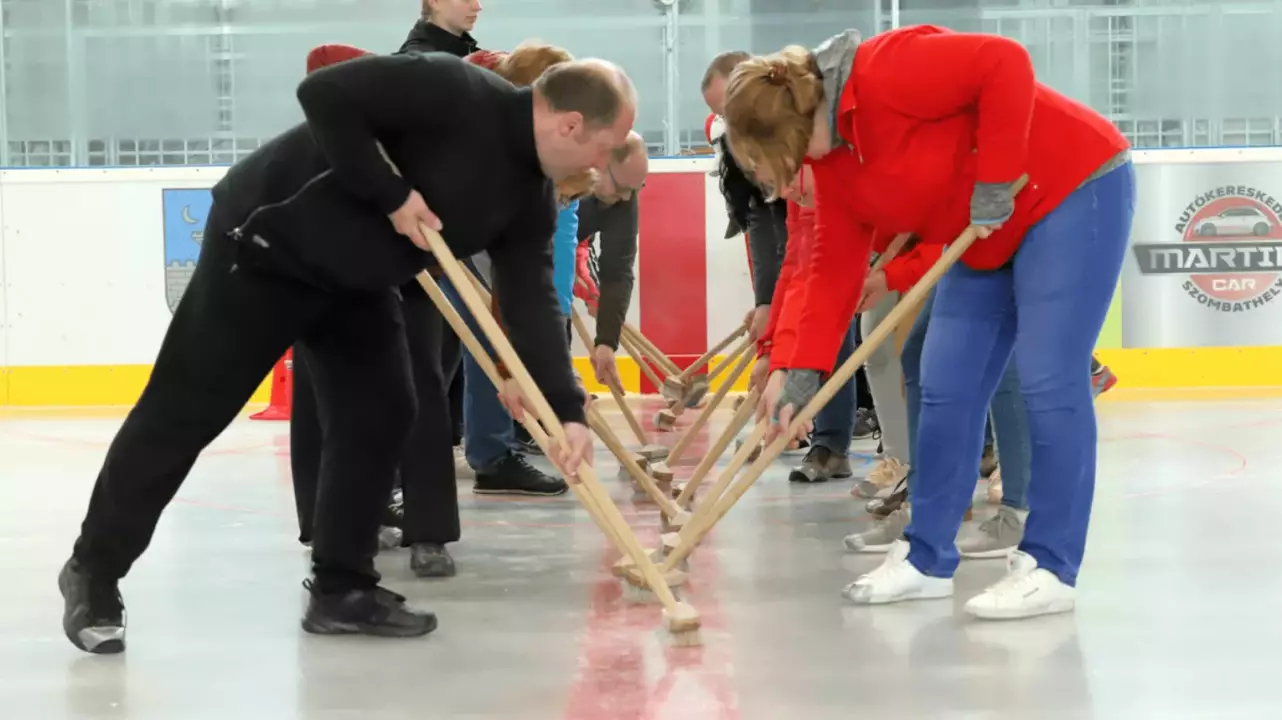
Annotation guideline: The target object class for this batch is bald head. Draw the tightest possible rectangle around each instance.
[702,50,752,116]
[598,130,648,205]
[534,58,636,131]
[531,58,638,181]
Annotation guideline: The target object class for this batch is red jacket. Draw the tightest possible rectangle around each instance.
[758,175,944,359]
[770,25,1129,374]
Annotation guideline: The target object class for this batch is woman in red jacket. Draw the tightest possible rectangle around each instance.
[722,25,1134,620]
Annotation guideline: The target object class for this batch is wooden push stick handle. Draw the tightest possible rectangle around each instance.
[621,324,680,376]
[415,222,688,615]
[620,333,663,389]
[665,339,756,467]
[674,386,760,509]
[571,309,647,447]
[664,175,1031,571]
[586,403,682,519]
[676,323,748,383]
[413,271,635,561]
[703,335,753,387]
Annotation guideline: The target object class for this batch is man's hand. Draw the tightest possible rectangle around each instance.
[857,269,889,313]
[590,344,621,391]
[389,190,443,251]
[747,305,770,341]
[548,422,594,483]
[497,377,538,423]
[749,352,771,392]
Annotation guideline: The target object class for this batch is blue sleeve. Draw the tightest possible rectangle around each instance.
[553,200,580,315]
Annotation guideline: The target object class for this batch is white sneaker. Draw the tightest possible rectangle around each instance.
[454,445,475,480]
[964,550,1076,620]
[841,539,954,605]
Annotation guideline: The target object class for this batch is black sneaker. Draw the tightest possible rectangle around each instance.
[512,424,544,456]
[410,543,457,578]
[58,557,126,654]
[853,408,881,440]
[300,580,437,638]
[473,453,568,496]
[381,498,404,529]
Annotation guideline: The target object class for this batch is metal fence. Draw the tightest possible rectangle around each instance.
[1,0,1280,167]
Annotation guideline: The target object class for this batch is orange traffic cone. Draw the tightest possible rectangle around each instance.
[250,348,293,421]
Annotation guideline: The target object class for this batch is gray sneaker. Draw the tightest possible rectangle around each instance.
[789,445,852,483]
[956,506,1025,559]
[844,507,910,553]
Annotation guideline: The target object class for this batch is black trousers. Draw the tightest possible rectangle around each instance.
[291,280,461,547]
[72,207,416,593]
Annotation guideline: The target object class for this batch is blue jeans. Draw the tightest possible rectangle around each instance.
[902,291,1030,511]
[810,317,860,455]
[904,162,1136,586]
[438,271,517,472]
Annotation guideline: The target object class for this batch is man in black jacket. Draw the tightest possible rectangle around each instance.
[576,132,647,390]
[59,53,637,653]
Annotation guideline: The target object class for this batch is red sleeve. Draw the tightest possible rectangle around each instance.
[883,243,944,294]
[867,27,1035,183]
[756,213,806,357]
[769,151,873,374]
[306,44,373,74]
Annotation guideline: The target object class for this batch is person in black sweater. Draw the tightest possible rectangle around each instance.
[516,132,647,451]
[59,53,637,653]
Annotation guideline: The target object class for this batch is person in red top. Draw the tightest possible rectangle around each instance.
[721,25,1134,620]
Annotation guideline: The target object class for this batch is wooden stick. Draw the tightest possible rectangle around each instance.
[663,338,755,467]
[674,387,760,510]
[661,179,1030,575]
[674,323,747,383]
[620,332,663,390]
[571,308,647,447]
[586,403,683,520]
[413,271,633,558]
[415,221,693,624]
[621,323,680,376]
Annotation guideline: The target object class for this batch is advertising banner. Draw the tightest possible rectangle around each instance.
[1122,162,1282,348]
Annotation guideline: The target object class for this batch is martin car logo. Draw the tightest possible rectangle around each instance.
[162,189,212,313]
[1132,185,1282,312]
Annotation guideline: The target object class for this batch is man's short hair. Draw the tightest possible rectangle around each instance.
[701,50,753,91]
[534,60,633,130]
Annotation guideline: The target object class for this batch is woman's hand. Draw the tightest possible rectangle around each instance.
[970,181,1015,239]
[756,369,817,447]
[749,353,771,392]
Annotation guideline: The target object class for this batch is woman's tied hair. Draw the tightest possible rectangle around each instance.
[722,47,824,200]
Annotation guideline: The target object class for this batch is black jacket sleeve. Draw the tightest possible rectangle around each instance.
[489,185,587,425]
[746,200,788,307]
[588,196,638,350]
[296,53,467,217]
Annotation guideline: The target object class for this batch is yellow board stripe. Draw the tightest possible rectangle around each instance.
[1,347,1277,406]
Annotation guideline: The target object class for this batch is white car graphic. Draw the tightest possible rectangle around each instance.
[1196,206,1273,237]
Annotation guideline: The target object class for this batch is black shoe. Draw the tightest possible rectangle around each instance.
[473,453,567,496]
[512,424,544,456]
[381,499,404,529]
[410,543,457,578]
[853,408,881,440]
[58,557,126,655]
[300,580,437,638]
